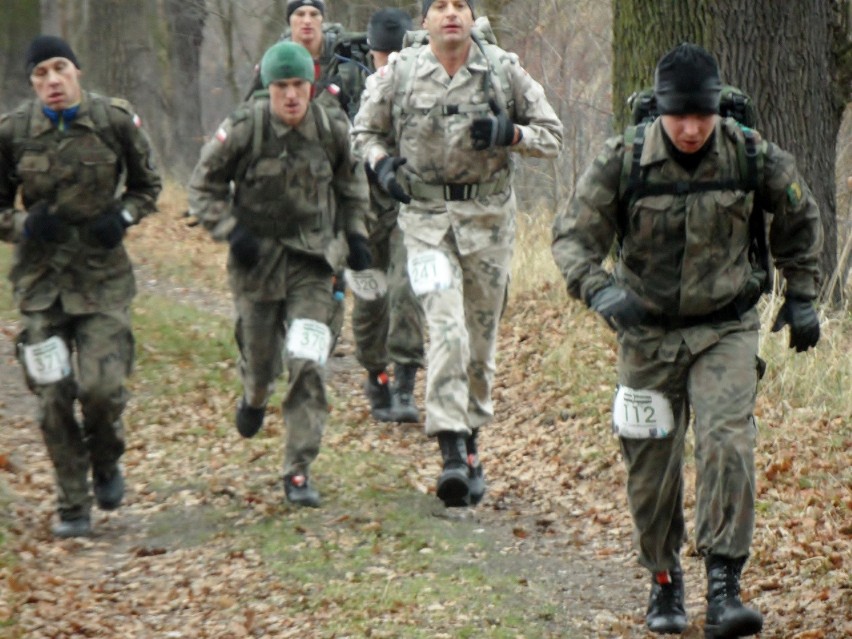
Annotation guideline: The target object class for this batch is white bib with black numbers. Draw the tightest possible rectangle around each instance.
[22,336,72,385]
[408,250,452,295]
[612,386,675,439]
[285,319,331,365]
[344,268,388,301]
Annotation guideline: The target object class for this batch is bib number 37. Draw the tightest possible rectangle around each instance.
[612,386,675,439]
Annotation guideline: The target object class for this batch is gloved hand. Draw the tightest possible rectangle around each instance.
[374,156,411,204]
[470,98,516,151]
[589,285,647,330]
[23,201,70,243]
[228,225,261,269]
[90,200,132,249]
[346,233,372,271]
[771,295,820,352]
[364,160,379,186]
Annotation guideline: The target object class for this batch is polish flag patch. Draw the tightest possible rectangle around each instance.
[132,114,142,128]
[327,83,341,96]
[215,127,228,143]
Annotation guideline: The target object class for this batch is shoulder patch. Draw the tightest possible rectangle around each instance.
[787,182,803,208]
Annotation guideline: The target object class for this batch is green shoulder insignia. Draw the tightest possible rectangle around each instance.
[787,181,803,208]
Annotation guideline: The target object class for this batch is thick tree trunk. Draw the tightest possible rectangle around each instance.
[0,1,42,113]
[613,0,851,303]
[164,0,208,180]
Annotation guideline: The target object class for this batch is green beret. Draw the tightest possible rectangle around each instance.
[260,41,315,87]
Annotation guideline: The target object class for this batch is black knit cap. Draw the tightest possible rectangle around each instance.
[367,9,413,53]
[26,35,79,74]
[287,0,326,20]
[422,0,474,17]
[654,43,722,115]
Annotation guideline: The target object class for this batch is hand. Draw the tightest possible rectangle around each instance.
[23,201,70,243]
[364,160,379,186]
[589,285,647,330]
[346,233,373,271]
[470,99,516,151]
[228,225,261,269]
[90,200,132,249]
[771,296,819,352]
[373,156,411,204]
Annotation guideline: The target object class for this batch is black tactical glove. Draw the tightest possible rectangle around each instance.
[374,156,411,204]
[364,160,379,186]
[589,285,647,330]
[771,295,820,352]
[24,201,70,243]
[470,98,516,151]
[346,233,373,271]
[228,225,261,269]
[90,200,133,249]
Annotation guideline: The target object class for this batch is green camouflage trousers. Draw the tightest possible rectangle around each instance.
[17,303,132,519]
[233,254,337,476]
[616,323,760,572]
[352,224,425,373]
[405,230,512,436]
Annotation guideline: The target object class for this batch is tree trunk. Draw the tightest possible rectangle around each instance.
[613,0,851,303]
[164,0,208,179]
[0,1,42,113]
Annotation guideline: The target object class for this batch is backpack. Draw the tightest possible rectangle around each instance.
[617,85,772,294]
[244,22,372,117]
[395,16,515,118]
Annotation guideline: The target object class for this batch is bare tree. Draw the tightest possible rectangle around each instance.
[613,0,852,302]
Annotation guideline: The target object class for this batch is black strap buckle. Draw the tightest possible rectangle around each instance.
[444,183,477,201]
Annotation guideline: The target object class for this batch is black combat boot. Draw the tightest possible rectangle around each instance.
[646,565,688,634]
[52,514,92,538]
[436,431,470,507]
[283,471,321,508]
[235,397,266,438]
[704,555,763,638]
[364,370,393,422]
[93,463,125,510]
[466,429,486,506]
[389,364,419,423]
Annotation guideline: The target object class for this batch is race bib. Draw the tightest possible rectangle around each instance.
[612,386,675,439]
[344,268,388,301]
[22,336,72,385]
[286,319,331,365]
[408,250,452,296]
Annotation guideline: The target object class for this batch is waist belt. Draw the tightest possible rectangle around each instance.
[405,170,510,202]
[644,299,748,330]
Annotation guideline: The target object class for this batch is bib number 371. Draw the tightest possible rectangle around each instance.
[612,386,675,439]
[22,336,72,385]
[286,319,331,365]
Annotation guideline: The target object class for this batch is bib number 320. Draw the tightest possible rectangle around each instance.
[22,336,72,385]
[612,386,675,439]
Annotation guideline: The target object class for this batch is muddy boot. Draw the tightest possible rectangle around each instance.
[52,514,92,539]
[466,429,486,506]
[235,397,266,438]
[389,364,419,423]
[436,431,470,507]
[364,370,393,422]
[646,565,688,634]
[93,463,124,511]
[704,555,763,638]
[283,471,321,508]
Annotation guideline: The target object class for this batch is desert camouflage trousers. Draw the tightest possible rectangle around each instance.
[233,254,337,477]
[352,224,425,373]
[616,323,761,572]
[404,229,512,436]
[17,302,132,519]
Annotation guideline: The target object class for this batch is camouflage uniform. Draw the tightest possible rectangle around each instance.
[351,172,425,373]
[188,96,369,478]
[0,91,161,521]
[551,117,822,572]
[352,41,563,437]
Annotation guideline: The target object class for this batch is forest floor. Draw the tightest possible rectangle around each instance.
[0,201,849,639]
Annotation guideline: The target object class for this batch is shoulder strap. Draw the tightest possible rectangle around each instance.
[616,123,646,243]
[310,101,338,168]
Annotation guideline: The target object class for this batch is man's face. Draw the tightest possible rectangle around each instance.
[30,57,82,110]
[268,78,312,127]
[422,0,474,50]
[289,7,323,52]
[661,113,718,154]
